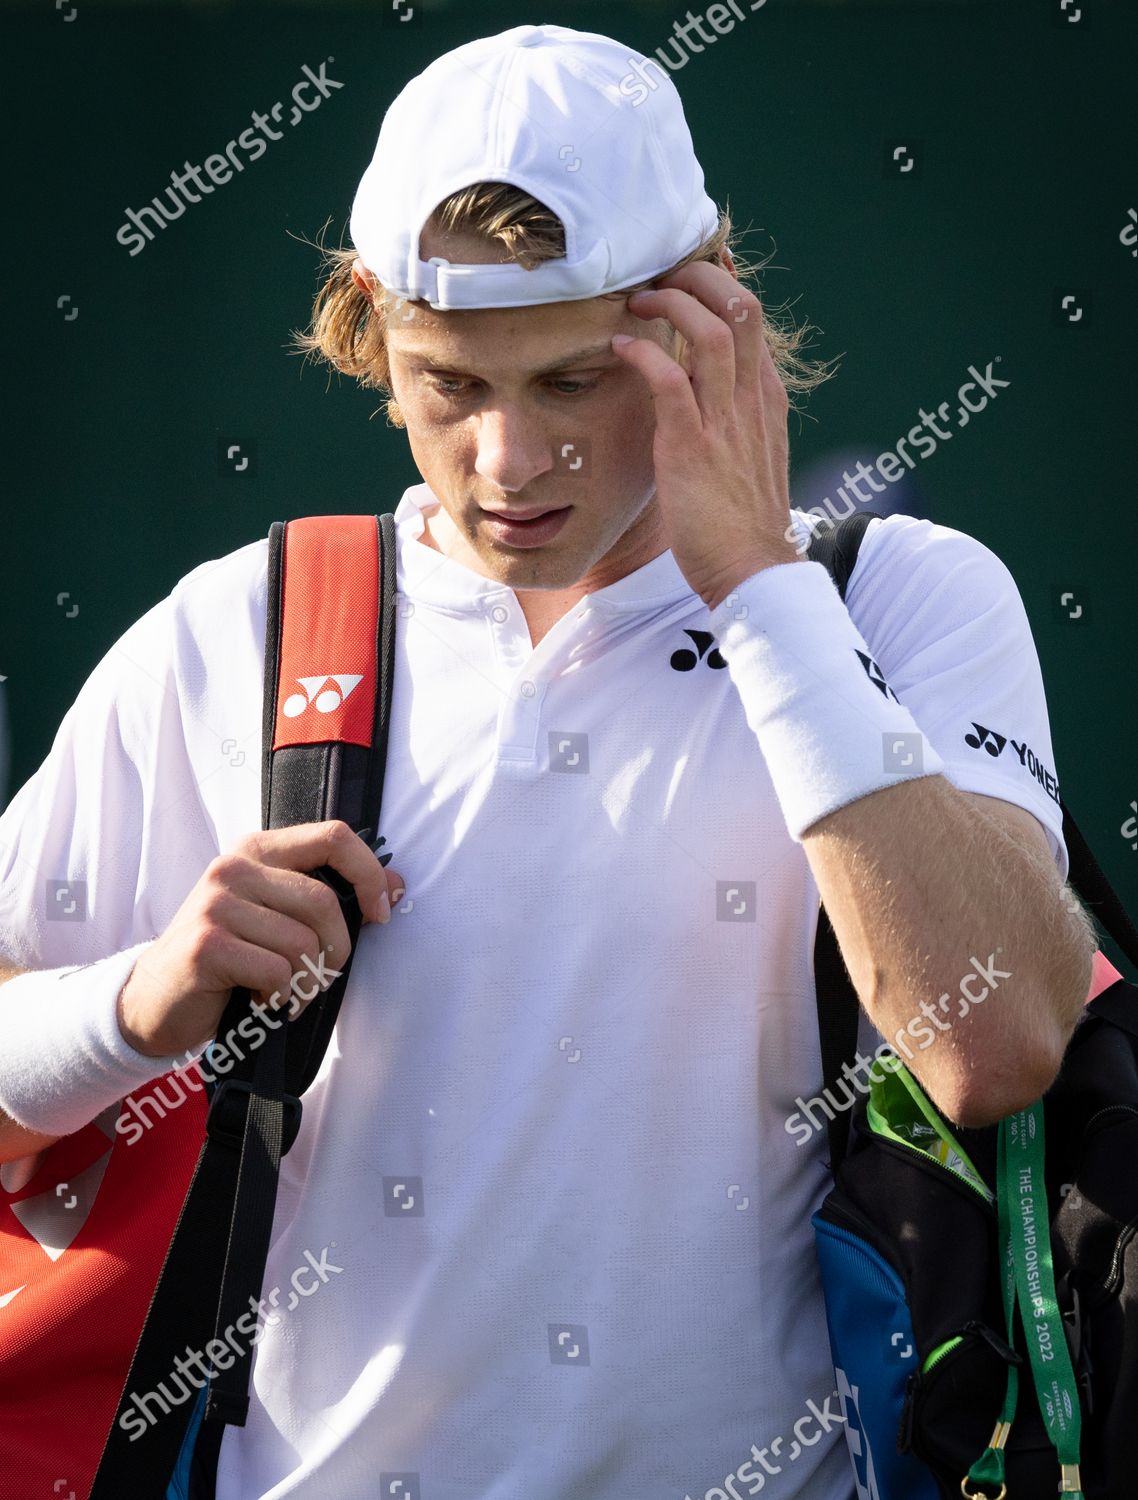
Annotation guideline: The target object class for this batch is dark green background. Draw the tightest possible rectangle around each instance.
[5,0,1137,946]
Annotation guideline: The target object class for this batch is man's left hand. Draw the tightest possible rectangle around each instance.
[611,260,802,611]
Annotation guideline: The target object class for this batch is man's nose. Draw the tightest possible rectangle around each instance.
[474,406,553,492]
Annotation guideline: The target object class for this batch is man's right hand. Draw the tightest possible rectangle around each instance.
[116,821,406,1060]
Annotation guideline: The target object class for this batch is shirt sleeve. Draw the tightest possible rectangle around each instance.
[0,582,222,974]
[0,547,269,1134]
[840,512,1069,881]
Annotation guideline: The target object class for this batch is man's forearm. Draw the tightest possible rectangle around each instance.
[801,775,1096,1127]
[0,1110,61,1164]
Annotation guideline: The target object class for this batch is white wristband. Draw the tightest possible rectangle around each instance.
[0,942,191,1139]
[707,559,946,842]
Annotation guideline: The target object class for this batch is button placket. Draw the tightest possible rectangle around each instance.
[491,600,594,763]
[497,667,548,762]
[484,594,529,673]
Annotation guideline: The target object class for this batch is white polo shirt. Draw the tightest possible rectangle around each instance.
[0,485,1067,1499]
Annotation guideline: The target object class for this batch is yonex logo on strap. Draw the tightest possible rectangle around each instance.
[282,674,363,718]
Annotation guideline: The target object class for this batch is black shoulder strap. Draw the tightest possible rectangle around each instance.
[804,509,1138,1172]
[1061,799,1138,973]
[803,510,878,604]
[805,513,880,1169]
[92,512,398,1495]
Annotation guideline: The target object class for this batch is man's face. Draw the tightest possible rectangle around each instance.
[378,228,680,596]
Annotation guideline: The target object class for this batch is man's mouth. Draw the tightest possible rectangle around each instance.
[478,504,574,545]
[479,505,567,522]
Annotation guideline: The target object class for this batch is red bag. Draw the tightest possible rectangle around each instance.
[0,1084,206,1497]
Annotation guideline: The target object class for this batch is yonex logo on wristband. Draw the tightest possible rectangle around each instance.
[855,649,899,703]
[282,674,363,719]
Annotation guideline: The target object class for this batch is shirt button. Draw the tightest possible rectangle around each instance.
[520,680,536,699]
[491,605,509,623]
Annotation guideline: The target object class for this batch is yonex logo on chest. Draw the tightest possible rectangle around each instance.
[670,629,727,672]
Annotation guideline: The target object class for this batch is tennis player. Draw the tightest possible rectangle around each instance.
[0,22,1095,1499]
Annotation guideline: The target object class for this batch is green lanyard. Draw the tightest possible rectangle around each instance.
[963,1191,1019,1497]
[964,1102,1083,1498]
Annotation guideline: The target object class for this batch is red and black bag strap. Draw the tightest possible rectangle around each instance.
[91,511,398,1496]
[260,511,399,1098]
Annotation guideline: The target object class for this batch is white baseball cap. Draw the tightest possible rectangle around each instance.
[349,22,721,311]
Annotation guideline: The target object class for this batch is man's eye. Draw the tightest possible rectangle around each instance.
[424,376,597,397]
[547,379,595,396]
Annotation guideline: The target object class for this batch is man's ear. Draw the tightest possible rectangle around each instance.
[720,246,738,279]
[351,257,379,302]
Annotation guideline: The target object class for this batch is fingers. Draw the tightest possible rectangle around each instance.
[198,932,306,1021]
[248,821,404,926]
[611,331,703,442]
[625,286,735,417]
[206,889,339,1013]
[383,864,408,911]
[619,261,766,415]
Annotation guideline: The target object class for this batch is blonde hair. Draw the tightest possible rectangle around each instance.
[290,181,838,428]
